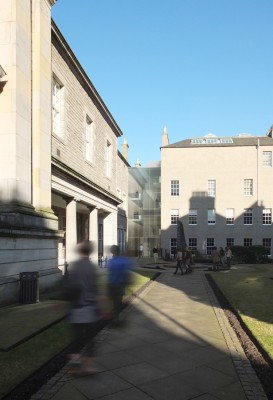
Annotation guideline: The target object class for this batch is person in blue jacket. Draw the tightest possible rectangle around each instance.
[107,245,131,325]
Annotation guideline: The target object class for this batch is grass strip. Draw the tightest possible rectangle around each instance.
[209,264,273,362]
[0,269,157,399]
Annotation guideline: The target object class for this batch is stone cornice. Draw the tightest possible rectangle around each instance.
[51,157,122,206]
[51,20,123,138]
[118,150,130,167]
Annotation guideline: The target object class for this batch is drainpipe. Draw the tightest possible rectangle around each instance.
[256,138,259,245]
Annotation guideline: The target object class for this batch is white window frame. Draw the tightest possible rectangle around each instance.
[244,238,252,247]
[263,238,271,256]
[226,238,234,247]
[188,209,197,225]
[262,208,272,225]
[208,180,216,197]
[244,179,253,196]
[226,208,234,225]
[85,116,94,162]
[262,151,272,167]
[206,238,214,255]
[171,209,179,225]
[208,209,216,225]
[170,180,179,196]
[105,140,112,178]
[189,238,197,254]
[244,208,253,225]
[170,238,177,257]
[52,77,62,138]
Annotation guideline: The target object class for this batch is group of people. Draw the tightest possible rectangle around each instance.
[173,247,194,275]
[66,241,131,375]
[211,246,232,271]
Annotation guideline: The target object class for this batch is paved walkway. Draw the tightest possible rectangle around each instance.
[31,270,267,400]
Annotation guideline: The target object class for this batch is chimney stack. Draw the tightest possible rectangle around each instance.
[161,126,169,146]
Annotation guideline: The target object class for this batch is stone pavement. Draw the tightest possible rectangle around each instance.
[31,270,267,400]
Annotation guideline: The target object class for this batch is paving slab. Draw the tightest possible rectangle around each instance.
[31,270,267,400]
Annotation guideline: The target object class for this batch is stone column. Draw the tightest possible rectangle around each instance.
[103,211,117,258]
[66,199,77,263]
[89,207,98,264]
[0,0,32,204]
[31,0,55,211]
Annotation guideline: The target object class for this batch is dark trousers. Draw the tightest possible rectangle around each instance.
[71,323,95,356]
[108,284,124,319]
[174,260,183,274]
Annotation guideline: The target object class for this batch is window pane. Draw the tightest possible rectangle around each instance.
[244,179,253,196]
[106,141,111,177]
[226,208,234,225]
[208,180,216,197]
[206,238,214,255]
[263,151,272,167]
[262,208,272,225]
[244,208,253,225]
[189,238,197,254]
[85,117,93,161]
[226,238,234,247]
[171,180,179,196]
[171,209,179,225]
[189,209,197,225]
[208,209,216,225]
[52,78,62,137]
[170,238,177,257]
[263,238,271,255]
[244,238,252,247]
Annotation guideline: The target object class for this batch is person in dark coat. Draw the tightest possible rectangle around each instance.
[67,241,99,374]
[173,248,183,275]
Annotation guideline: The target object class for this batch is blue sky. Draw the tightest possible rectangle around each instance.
[52,0,273,166]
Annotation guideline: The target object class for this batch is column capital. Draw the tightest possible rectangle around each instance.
[62,196,76,205]
[47,0,57,6]
[87,206,98,212]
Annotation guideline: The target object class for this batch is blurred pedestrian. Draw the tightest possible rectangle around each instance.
[211,247,220,271]
[108,245,132,325]
[219,247,225,268]
[226,246,232,268]
[139,243,143,257]
[173,248,183,275]
[153,247,158,263]
[67,241,99,374]
[183,247,192,273]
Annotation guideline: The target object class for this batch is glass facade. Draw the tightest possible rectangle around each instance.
[128,164,161,257]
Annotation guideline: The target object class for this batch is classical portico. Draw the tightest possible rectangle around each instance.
[51,158,121,269]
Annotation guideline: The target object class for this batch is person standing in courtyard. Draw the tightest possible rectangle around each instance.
[67,241,99,375]
[211,247,220,271]
[219,246,225,268]
[226,246,232,268]
[183,246,192,272]
[139,243,143,257]
[173,248,183,275]
[153,246,159,263]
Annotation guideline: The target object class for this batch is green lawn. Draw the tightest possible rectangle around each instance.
[210,264,273,361]
[0,269,157,399]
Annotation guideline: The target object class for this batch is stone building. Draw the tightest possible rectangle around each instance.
[51,21,128,269]
[0,0,128,304]
[161,130,273,258]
